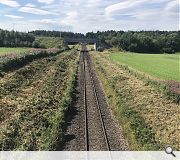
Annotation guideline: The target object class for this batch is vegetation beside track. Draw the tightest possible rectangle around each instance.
[91,52,180,150]
[109,50,180,103]
[0,50,79,150]
[0,48,62,74]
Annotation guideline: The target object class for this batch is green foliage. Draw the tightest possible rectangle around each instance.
[29,30,85,38]
[97,46,104,52]
[32,41,45,48]
[86,30,180,53]
[0,29,35,47]
[35,37,64,49]
[122,108,159,149]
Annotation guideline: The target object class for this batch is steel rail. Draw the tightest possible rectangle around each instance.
[82,51,110,151]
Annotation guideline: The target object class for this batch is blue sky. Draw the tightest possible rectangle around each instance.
[0,0,179,33]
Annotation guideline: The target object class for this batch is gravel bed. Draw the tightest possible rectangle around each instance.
[61,51,129,151]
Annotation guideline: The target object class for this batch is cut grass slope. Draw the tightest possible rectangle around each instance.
[111,52,180,81]
[92,52,180,150]
[0,51,79,150]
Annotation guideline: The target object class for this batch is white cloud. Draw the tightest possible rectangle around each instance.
[85,0,103,7]
[30,19,57,24]
[105,0,173,17]
[105,0,147,17]
[61,11,78,25]
[67,11,78,19]
[5,14,23,19]
[0,0,20,8]
[165,0,179,12]
[0,0,178,32]
[18,6,57,15]
[25,3,36,8]
[38,0,54,4]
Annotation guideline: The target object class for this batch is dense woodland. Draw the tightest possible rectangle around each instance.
[0,29,180,53]
[29,30,180,53]
[29,30,85,38]
[0,29,35,47]
[86,31,180,53]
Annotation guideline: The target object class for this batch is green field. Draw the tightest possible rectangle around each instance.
[111,52,180,81]
[0,47,29,56]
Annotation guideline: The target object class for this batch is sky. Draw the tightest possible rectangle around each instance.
[0,0,179,33]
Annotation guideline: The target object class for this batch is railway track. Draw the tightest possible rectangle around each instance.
[61,46,129,151]
[82,50,110,151]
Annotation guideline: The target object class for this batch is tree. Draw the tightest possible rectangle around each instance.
[0,29,35,47]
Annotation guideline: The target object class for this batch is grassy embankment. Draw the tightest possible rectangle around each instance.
[110,51,180,103]
[0,50,79,150]
[91,51,180,150]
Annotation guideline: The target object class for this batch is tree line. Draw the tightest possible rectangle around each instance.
[0,29,35,47]
[29,30,85,38]
[1,29,180,53]
[86,31,180,53]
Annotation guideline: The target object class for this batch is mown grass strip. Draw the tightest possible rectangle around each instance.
[0,49,64,74]
[112,62,180,104]
[92,54,161,150]
[0,51,79,150]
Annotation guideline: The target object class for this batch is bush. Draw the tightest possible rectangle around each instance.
[97,47,104,52]
[162,47,175,54]
[32,41,41,48]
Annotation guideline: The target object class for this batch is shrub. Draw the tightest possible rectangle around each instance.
[32,41,41,48]
[97,47,104,52]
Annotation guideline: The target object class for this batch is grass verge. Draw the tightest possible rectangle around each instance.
[0,51,79,150]
[91,52,180,150]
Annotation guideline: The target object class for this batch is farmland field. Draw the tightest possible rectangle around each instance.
[0,47,29,56]
[110,52,180,81]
